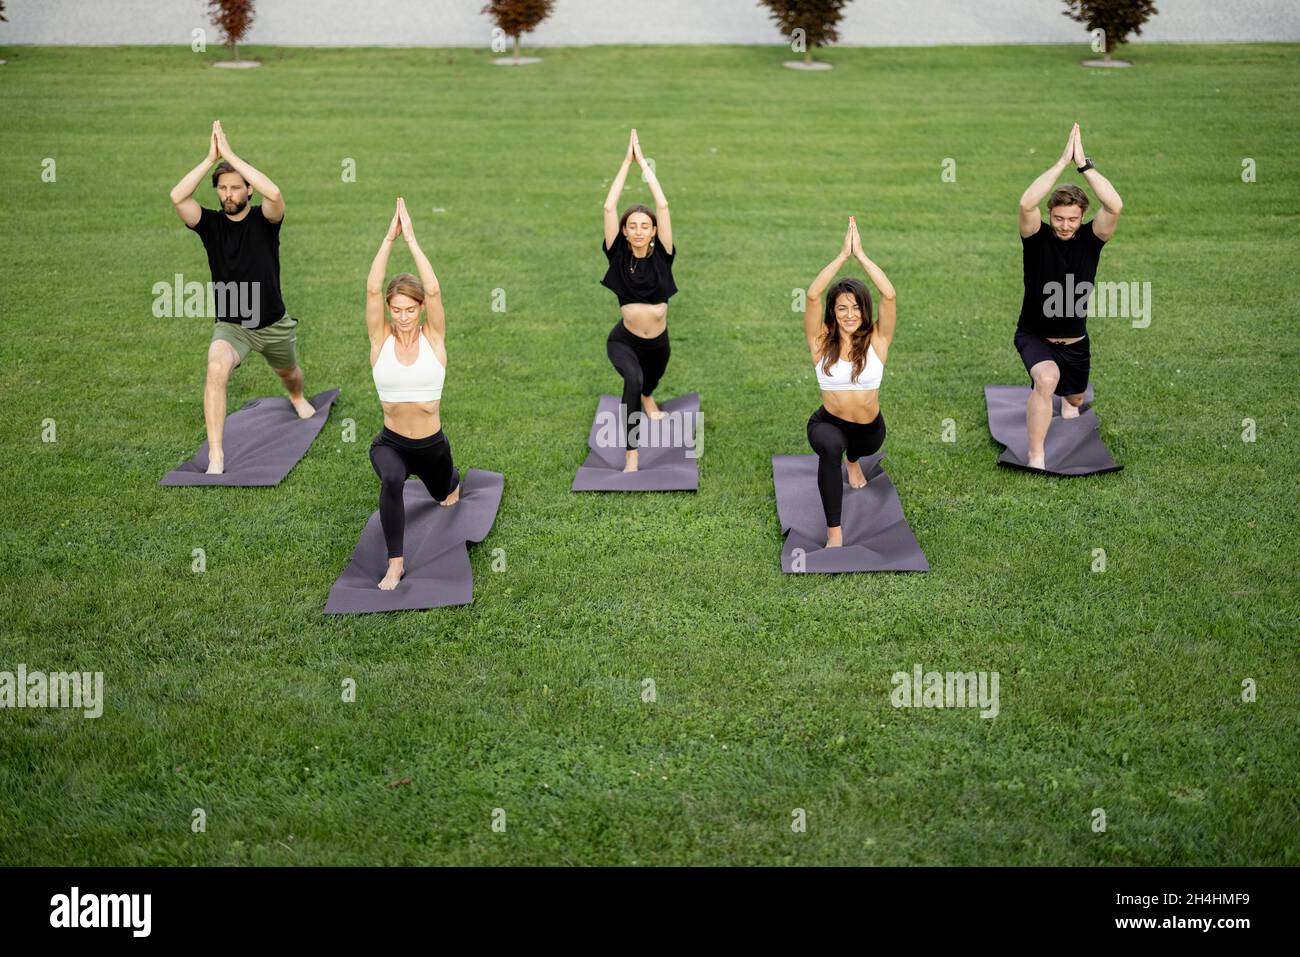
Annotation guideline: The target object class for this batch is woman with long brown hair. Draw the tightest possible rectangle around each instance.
[802,217,897,547]
[600,128,678,472]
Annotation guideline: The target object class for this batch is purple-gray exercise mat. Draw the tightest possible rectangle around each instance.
[984,384,1122,476]
[571,392,701,492]
[161,388,340,486]
[324,468,504,614]
[772,452,929,574]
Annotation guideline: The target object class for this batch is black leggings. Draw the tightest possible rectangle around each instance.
[806,406,886,528]
[368,427,460,559]
[606,319,670,449]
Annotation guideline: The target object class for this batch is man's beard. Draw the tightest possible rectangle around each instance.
[222,198,249,216]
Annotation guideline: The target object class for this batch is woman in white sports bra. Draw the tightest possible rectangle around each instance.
[802,217,897,548]
[365,198,459,591]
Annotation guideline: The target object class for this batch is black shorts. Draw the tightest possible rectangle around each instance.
[1014,330,1090,397]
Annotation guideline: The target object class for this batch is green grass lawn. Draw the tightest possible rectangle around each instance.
[0,41,1297,866]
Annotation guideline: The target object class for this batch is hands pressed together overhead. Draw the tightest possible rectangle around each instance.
[397,196,414,238]
[207,119,235,163]
[630,128,646,167]
[1072,124,1088,166]
[840,215,866,261]
[1058,122,1088,168]
[385,197,415,243]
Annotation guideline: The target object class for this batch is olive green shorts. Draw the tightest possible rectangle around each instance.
[211,315,299,370]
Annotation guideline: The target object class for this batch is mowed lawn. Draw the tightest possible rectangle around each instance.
[0,41,1297,866]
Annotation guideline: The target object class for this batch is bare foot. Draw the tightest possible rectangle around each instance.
[291,396,316,419]
[439,483,461,506]
[846,460,868,489]
[623,449,638,473]
[826,526,843,548]
[1060,399,1081,420]
[206,450,225,475]
[641,394,666,421]
[378,558,405,590]
[1027,452,1046,470]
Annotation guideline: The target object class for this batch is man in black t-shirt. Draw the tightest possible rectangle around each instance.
[169,120,313,475]
[1015,123,1124,471]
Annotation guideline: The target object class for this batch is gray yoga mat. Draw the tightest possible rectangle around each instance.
[571,392,701,492]
[161,388,340,486]
[324,468,504,614]
[984,384,1122,476]
[772,453,929,574]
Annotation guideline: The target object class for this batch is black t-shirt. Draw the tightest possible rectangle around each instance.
[188,205,286,328]
[600,232,677,306]
[1018,218,1106,338]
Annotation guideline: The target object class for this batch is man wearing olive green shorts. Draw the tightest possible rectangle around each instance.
[210,315,301,374]
[169,121,315,475]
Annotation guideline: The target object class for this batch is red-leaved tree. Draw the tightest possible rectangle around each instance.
[1062,0,1158,63]
[208,0,256,62]
[482,0,555,62]
[760,0,854,65]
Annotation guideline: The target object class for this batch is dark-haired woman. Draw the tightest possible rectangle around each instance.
[802,217,897,548]
[601,128,677,473]
[365,198,460,590]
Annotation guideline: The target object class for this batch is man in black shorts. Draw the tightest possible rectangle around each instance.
[169,120,313,475]
[1016,123,1124,470]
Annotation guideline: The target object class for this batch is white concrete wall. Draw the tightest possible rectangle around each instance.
[2,0,1297,46]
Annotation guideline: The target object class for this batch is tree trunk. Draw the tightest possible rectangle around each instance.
[803,47,812,66]
[513,35,520,63]
[231,40,240,63]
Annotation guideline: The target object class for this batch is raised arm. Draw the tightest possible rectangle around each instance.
[631,129,672,254]
[397,198,445,341]
[850,219,896,348]
[169,128,219,227]
[603,132,636,249]
[366,207,400,345]
[1074,127,1123,241]
[213,120,284,223]
[804,221,854,354]
[1019,123,1077,238]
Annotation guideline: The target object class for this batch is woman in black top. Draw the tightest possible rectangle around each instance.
[601,129,677,473]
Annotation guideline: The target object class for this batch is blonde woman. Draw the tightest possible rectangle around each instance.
[365,198,460,590]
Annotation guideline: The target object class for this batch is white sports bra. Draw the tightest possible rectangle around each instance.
[372,333,445,403]
[815,342,884,391]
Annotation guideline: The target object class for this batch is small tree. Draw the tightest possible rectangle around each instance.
[1062,0,1158,64]
[208,0,256,63]
[760,0,853,66]
[482,0,555,63]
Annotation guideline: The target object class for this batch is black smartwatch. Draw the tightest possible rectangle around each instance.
[1077,158,1095,173]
